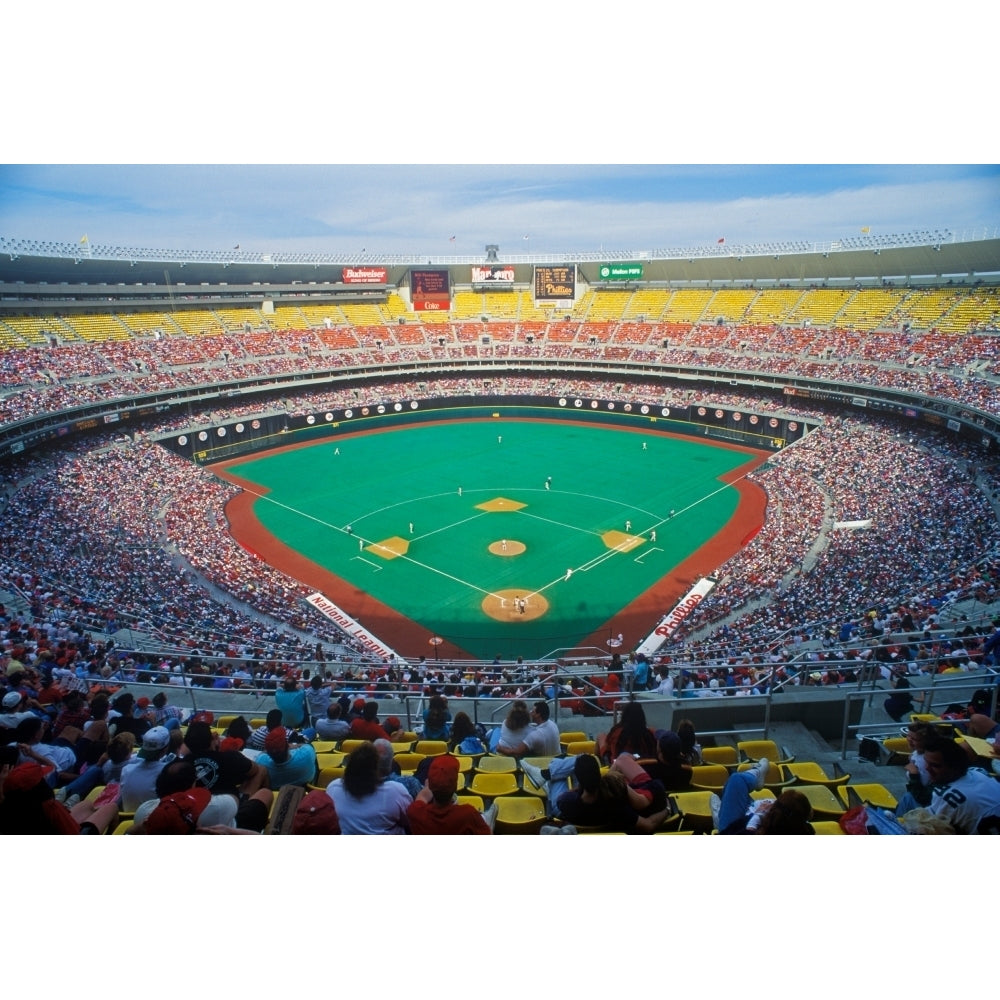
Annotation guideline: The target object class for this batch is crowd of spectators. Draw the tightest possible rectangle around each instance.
[1,318,998,428]
[0,369,997,691]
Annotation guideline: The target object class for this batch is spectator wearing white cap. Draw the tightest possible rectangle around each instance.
[119,726,175,812]
[0,690,38,730]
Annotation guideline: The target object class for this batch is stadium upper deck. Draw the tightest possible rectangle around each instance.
[0,230,998,460]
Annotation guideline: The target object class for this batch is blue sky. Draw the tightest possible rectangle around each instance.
[1,164,997,256]
[3,7,997,257]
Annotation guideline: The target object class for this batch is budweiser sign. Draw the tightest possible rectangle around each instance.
[342,267,388,284]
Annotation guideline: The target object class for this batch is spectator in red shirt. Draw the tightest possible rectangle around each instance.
[407,754,492,835]
[349,701,389,742]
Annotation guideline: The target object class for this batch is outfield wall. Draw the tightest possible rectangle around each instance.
[155,394,816,466]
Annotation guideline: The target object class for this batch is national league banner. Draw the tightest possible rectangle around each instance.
[305,592,404,663]
[635,577,717,657]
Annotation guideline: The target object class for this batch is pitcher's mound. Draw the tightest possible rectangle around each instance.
[488,540,526,556]
[482,588,549,622]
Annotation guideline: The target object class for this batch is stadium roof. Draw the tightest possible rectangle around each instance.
[2,230,999,289]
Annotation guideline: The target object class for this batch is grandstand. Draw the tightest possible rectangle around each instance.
[1,230,998,834]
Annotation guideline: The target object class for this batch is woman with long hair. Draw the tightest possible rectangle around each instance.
[675,718,702,766]
[448,711,486,754]
[494,700,531,753]
[327,742,410,834]
[421,695,451,740]
[599,701,657,762]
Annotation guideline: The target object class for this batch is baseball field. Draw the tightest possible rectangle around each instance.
[214,416,768,661]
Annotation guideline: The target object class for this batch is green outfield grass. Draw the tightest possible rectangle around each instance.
[225,418,756,659]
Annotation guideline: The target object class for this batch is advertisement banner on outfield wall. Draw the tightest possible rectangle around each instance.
[305,592,404,663]
[342,267,388,284]
[635,577,716,658]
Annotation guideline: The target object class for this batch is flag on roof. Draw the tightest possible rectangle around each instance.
[448,235,456,242]
[860,226,870,234]
[233,244,240,250]
[522,234,530,240]
[717,237,725,244]
[79,234,89,244]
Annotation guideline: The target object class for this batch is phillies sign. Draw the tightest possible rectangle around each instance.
[635,577,717,657]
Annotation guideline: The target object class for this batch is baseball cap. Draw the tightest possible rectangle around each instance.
[2,691,22,709]
[145,787,212,835]
[3,762,54,792]
[427,754,460,797]
[141,726,171,752]
[264,726,289,755]
[292,790,340,834]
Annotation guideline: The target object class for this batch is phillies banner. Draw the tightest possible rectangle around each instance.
[635,577,717,658]
[305,592,404,663]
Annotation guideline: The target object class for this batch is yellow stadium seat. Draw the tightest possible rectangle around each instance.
[736,740,794,765]
[737,761,795,789]
[689,764,731,791]
[700,746,739,770]
[467,772,520,800]
[786,761,851,788]
[474,756,517,774]
[493,796,547,835]
[793,785,846,820]
[837,783,898,811]
[392,753,426,775]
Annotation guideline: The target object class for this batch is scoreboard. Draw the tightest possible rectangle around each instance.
[534,265,576,301]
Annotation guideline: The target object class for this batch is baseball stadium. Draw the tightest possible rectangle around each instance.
[1,219,999,837]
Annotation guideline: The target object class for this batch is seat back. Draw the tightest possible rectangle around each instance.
[414,740,449,756]
[468,772,520,798]
[475,755,517,773]
[392,752,426,774]
[493,796,547,835]
[689,764,730,790]
[701,746,739,769]
[317,765,345,786]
